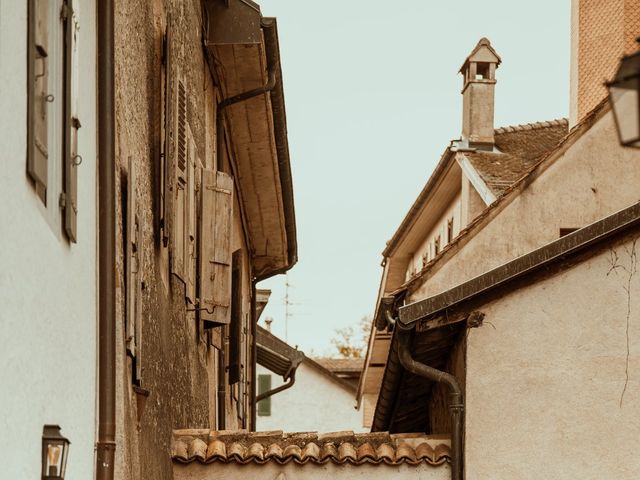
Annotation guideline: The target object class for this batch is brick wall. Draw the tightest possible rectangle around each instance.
[573,0,640,124]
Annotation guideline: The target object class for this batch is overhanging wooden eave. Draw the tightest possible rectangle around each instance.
[204,7,297,280]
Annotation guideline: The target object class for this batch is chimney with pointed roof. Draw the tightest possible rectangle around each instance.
[459,38,502,149]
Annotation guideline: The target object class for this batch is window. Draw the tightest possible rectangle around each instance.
[447,217,454,244]
[434,235,441,256]
[125,158,142,386]
[228,250,243,385]
[257,374,272,416]
[27,0,80,241]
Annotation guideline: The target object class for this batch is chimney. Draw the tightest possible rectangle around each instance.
[570,0,640,127]
[459,38,501,149]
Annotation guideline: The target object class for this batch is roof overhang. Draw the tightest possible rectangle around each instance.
[256,325,305,380]
[373,201,640,432]
[204,1,297,280]
[255,288,271,320]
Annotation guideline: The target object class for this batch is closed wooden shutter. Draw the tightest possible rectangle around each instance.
[228,250,242,385]
[161,20,171,246]
[27,0,50,197]
[257,374,272,416]
[63,0,80,242]
[126,157,142,384]
[199,170,234,326]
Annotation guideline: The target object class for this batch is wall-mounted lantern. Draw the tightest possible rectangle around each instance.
[42,425,70,479]
[607,45,640,148]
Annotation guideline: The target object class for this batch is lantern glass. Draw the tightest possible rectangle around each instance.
[607,51,640,148]
[42,425,70,480]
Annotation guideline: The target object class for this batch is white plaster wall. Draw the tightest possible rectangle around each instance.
[256,362,366,433]
[412,110,640,302]
[174,460,450,480]
[465,235,640,480]
[0,2,97,479]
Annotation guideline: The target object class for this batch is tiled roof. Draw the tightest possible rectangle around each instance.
[172,429,450,467]
[466,119,569,195]
[314,357,364,373]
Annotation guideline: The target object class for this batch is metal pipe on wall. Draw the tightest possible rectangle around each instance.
[397,328,464,480]
[217,346,226,430]
[96,0,116,478]
[250,280,257,431]
[255,370,297,403]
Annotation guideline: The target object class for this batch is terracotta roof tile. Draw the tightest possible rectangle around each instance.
[172,429,450,467]
[466,118,569,195]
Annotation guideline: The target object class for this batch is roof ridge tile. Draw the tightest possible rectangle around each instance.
[494,117,568,134]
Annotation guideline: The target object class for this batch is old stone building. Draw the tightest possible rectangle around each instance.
[114,0,296,479]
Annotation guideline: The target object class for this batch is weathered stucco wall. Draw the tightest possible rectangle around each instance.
[0,1,98,479]
[256,362,366,432]
[173,461,450,480]
[465,231,640,479]
[411,109,640,302]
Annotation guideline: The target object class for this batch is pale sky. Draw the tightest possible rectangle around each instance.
[257,0,571,355]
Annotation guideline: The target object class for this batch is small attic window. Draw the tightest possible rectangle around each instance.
[475,62,490,80]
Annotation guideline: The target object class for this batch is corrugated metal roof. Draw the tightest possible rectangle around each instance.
[172,429,450,466]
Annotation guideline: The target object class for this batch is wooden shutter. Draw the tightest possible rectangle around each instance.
[159,26,168,243]
[126,157,143,383]
[63,0,80,242]
[185,130,198,303]
[161,20,172,246]
[228,250,242,385]
[27,0,50,195]
[169,76,188,282]
[257,374,272,416]
[164,17,188,283]
[199,170,234,326]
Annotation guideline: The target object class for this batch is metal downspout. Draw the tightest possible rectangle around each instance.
[96,0,116,478]
[250,280,257,431]
[217,347,226,430]
[255,370,297,403]
[397,327,463,480]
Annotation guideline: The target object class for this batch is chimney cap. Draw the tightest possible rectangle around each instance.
[459,37,502,74]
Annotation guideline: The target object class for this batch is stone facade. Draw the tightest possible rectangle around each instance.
[113,1,294,479]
